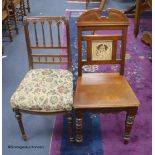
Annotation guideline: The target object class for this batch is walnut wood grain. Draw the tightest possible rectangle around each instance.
[77,8,129,26]
[74,73,140,109]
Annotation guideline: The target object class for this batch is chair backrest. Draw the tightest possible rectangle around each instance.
[23,16,72,71]
[77,8,129,76]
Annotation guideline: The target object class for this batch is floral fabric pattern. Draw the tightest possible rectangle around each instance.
[11,69,73,112]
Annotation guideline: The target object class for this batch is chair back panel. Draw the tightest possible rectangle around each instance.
[24,16,72,70]
[81,35,122,62]
[77,9,129,76]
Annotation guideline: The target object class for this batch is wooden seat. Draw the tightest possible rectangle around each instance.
[10,16,74,142]
[74,8,140,144]
[74,73,140,109]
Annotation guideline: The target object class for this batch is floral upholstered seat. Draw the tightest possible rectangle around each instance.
[11,69,73,112]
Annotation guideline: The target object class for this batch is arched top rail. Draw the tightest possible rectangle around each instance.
[77,9,129,27]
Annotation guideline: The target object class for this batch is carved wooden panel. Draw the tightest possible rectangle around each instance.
[92,40,113,61]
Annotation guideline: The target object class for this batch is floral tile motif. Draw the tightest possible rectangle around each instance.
[92,40,113,61]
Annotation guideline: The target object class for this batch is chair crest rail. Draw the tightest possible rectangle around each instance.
[77,9,129,26]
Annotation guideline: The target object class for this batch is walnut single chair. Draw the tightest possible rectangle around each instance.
[74,9,140,144]
[2,0,13,41]
[10,16,74,142]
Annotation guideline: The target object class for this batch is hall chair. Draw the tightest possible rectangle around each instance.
[74,9,140,144]
[10,16,74,142]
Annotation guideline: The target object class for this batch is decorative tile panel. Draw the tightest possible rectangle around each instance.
[92,40,113,60]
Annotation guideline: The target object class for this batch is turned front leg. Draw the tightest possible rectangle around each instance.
[20,2,24,21]
[75,111,83,143]
[124,108,138,144]
[67,112,74,143]
[12,5,18,34]
[27,0,30,13]
[22,0,27,16]
[7,17,13,41]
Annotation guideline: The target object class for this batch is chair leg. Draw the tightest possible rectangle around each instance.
[7,17,13,41]
[75,111,83,143]
[124,108,138,144]
[67,112,74,143]
[22,0,27,16]
[20,1,24,21]
[14,109,27,141]
[27,0,30,13]
[134,0,141,37]
[12,5,19,34]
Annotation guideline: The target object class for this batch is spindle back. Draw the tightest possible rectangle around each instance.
[24,16,72,70]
